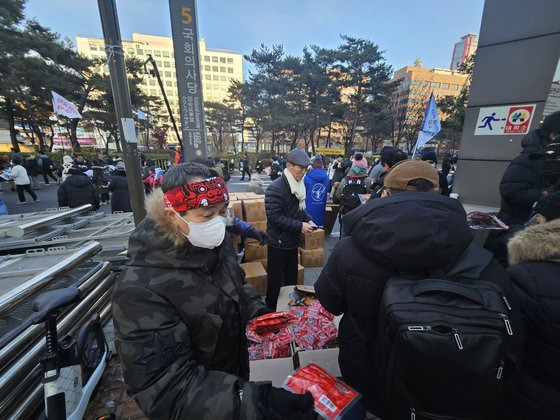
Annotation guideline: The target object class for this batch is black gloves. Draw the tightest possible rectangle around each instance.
[259,387,315,420]
[247,229,270,245]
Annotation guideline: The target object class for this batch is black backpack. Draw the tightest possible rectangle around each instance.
[270,163,281,180]
[340,177,366,214]
[375,251,516,419]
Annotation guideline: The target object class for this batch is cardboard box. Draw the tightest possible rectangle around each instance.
[228,201,243,220]
[254,258,267,269]
[323,205,339,235]
[234,192,258,201]
[249,220,267,231]
[301,229,325,250]
[228,194,239,201]
[295,348,341,377]
[297,264,305,285]
[299,248,324,267]
[250,357,295,387]
[244,242,268,262]
[243,199,267,222]
[240,262,267,295]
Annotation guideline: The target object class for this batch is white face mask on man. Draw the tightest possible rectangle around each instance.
[174,210,227,249]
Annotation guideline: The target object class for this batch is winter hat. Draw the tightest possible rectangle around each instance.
[63,155,74,165]
[148,166,156,172]
[348,166,368,177]
[384,159,439,192]
[287,148,312,167]
[421,150,438,164]
[534,191,560,221]
[529,141,560,160]
[68,166,83,175]
[541,110,560,135]
[353,153,368,168]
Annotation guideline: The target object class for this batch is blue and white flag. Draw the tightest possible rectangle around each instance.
[412,93,441,157]
[137,110,148,120]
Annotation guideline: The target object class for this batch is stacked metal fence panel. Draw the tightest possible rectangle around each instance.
[0,207,135,418]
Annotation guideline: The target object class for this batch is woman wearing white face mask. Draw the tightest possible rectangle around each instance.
[112,162,314,420]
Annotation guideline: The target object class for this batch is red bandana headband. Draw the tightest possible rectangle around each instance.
[163,177,229,212]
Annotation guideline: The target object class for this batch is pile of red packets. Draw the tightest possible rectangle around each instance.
[247,300,338,360]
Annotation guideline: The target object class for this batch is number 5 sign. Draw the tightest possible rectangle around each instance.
[169,0,208,158]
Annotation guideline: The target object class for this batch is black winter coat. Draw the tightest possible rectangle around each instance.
[506,219,560,419]
[108,171,132,213]
[315,192,523,418]
[265,173,311,250]
[57,174,99,210]
[23,159,39,177]
[498,130,551,225]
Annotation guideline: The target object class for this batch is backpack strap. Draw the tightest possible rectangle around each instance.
[446,244,493,279]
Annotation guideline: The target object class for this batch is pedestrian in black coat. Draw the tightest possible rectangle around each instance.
[505,194,560,419]
[265,148,314,309]
[498,111,560,225]
[57,167,99,210]
[108,163,132,213]
[315,160,523,418]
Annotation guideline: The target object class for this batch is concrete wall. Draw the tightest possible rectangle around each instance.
[454,0,560,207]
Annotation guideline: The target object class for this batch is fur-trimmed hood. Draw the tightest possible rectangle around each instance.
[145,187,188,247]
[508,218,560,265]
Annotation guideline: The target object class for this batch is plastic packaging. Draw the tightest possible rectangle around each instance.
[283,363,361,420]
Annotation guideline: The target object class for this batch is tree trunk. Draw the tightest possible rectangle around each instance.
[69,118,82,151]
[325,119,332,148]
[5,99,20,152]
[47,124,55,152]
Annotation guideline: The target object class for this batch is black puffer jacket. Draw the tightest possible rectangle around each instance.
[315,192,523,418]
[506,219,560,419]
[108,170,132,213]
[498,130,551,225]
[265,173,311,250]
[57,174,99,210]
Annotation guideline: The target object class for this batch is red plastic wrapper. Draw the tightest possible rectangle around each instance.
[248,345,264,361]
[283,363,361,420]
[248,311,296,335]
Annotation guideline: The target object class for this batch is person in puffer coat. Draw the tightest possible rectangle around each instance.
[57,167,99,210]
[506,192,560,419]
[108,162,132,213]
[112,162,313,420]
[315,159,523,419]
[498,111,560,225]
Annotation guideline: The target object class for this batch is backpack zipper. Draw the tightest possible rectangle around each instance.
[499,313,513,335]
[497,360,504,379]
[452,328,463,350]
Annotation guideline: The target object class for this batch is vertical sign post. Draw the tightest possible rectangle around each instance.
[168,0,208,160]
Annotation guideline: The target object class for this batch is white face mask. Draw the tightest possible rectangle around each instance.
[174,211,226,249]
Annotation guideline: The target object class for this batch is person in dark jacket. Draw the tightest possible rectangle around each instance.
[304,157,330,227]
[23,155,41,190]
[38,150,58,184]
[506,192,560,420]
[240,153,251,181]
[421,149,450,195]
[112,163,314,419]
[315,159,522,418]
[498,111,560,225]
[265,148,315,309]
[108,161,132,213]
[57,166,100,210]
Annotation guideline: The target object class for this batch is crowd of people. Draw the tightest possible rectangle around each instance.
[1,112,559,419]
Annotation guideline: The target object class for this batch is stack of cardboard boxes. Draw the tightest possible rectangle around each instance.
[299,229,325,268]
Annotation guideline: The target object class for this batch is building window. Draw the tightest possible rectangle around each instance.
[171,52,174,59]
[220,57,226,63]
[166,81,172,87]
[154,51,161,57]
[156,60,162,66]
[220,67,226,72]
[89,44,98,51]
[164,61,170,68]
[228,67,234,74]
[411,80,420,86]
[450,84,459,90]
[163,51,170,57]
[150,89,157,95]
[165,71,171,77]
[220,76,227,81]
[205,74,211,80]
[423,81,430,87]
[205,65,211,71]
[212,66,218,72]
[204,56,210,62]
[441,83,449,89]
[402,80,411,88]
[145,49,152,55]
[227,58,233,64]
[213,84,219,90]
[212,56,218,62]
[431,82,440,88]
[137,48,144,55]
[149,80,156,86]
[213,75,219,81]
[172,72,176,78]
[166,90,173,97]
